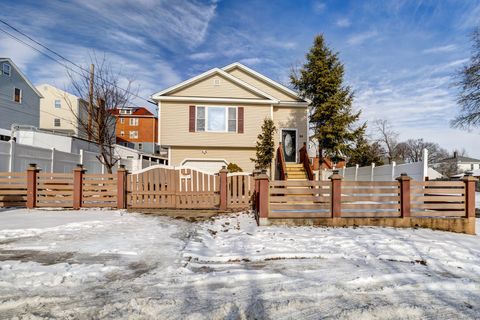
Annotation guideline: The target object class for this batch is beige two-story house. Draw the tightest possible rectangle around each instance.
[151,62,309,173]
[36,84,89,139]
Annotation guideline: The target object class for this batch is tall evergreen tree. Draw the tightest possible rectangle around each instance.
[251,118,277,173]
[291,34,365,161]
[347,136,384,167]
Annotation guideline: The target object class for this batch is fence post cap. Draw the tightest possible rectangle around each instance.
[329,170,342,180]
[28,163,37,168]
[256,173,269,180]
[396,173,411,181]
[219,166,228,173]
[461,174,477,181]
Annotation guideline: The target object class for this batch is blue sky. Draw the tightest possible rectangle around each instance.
[1,0,480,156]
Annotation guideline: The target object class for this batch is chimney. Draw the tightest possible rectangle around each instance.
[453,151,458,158]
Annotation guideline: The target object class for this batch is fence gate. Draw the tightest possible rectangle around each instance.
[127,166,220,209]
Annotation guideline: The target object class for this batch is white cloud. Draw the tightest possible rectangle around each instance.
[189,52,216,61]
[336,18,351,28]
[347,30,378,46]
[0,35,40,71]
[313,2,326,13]
[422,44,457,54]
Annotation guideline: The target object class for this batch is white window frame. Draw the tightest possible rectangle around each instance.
[129,118,139,126]
[120,130,124,137]
[2,63,11,76]
[54,99,61,109]
[196,105,237,133]
[13,88,22,103]
[120,118,125,124]
[54,118,61,127]
[129,130,138,139]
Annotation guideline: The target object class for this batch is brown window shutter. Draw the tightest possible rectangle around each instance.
[238,107,244,133]
[189,105,195,132]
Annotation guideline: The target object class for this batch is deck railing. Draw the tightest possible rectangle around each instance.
[276,142,287,180]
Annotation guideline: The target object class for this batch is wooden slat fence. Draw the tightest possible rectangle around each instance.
[128,166,220,209]
[0,172,27,207]
[341,181,400,217]
[36,172,74,207]
[411,181,466,217]
[227,173,254,209]
[82,173,117,208]
[269,180,331,218]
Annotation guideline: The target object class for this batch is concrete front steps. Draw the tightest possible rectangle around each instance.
[285,163,308,180]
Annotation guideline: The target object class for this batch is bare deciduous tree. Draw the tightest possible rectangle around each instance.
[373,119,399,163]
[452,27,480,129]
[65,55,136,173]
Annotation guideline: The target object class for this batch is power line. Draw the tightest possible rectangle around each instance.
[0,19,156,107]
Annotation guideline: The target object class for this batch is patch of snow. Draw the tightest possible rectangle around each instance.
[0,208,479,319]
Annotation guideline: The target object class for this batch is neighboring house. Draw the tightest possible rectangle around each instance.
[36,84,89,139]
[110,107,158,154]
[151,62,309,173]
[0,58,42,140]
[438,152,480,173]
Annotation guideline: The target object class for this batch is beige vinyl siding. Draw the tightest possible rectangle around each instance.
[273,106,308,160]
[227,67,299,102]
[170,74,264,99]
[160,101,271,148]
[171,146,256,173]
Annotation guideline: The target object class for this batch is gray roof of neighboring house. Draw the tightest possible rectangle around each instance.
[440,155,480,163]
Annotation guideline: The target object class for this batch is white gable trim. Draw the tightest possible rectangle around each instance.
[222,62,310,103]
[151,67,279,102]
[0,58,43,98]
[155,96,275,104]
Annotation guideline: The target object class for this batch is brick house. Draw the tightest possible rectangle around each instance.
[110,107,158,154]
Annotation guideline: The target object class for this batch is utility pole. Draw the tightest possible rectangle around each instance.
[88,64,94,140]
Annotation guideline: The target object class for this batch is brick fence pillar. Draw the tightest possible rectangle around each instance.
[219,166,228,211]
[117,165,128,209]
[396,173,411,218]
[462,173,477,218]
[329,170,342,218]
[26,163,39,209]
[73,164,85,210]
[256,172,270,222]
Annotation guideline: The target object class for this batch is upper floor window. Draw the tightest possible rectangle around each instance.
[54,118,61,127]
[120,131,124,137]
[120,109,132,115]
[129,118,139,126]
[129,131,138,139]
[54,99,61,109]
[196,106,237,132]
[120,118,125,124]
[2,63,11,76]
[14,88,22,103]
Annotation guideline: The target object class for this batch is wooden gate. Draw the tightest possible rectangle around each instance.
[127,166,220,209]
[227,173,254,209]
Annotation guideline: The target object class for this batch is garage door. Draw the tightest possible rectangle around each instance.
[181,159,228,174]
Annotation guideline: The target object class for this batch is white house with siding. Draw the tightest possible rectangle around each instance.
[0,58,42,140]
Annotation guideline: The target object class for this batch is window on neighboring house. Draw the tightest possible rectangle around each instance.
[129,131,138,139]
[54,118,61,127]
[2,63,11,76]
[120,118,125,124]
[14,88,22,103]
[120,131,124,137]
[138,143,143,150]
[54,99,61,108]
[196,106,237,132]
[129,118,139,126]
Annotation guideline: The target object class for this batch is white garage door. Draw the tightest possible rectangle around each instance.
[181,159,228,174]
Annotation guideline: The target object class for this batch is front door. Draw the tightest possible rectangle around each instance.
[281,129,297,163]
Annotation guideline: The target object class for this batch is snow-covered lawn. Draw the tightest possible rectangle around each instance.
[0,208,479,319]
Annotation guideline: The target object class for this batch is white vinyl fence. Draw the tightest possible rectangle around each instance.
[0,140,106,173]
[321,149,429,181]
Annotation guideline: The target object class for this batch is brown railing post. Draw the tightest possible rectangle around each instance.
[329,170,342,218]
[73,164,85,210]
[26,163,39,209]
[256,171,270,224]
[219,166,228,211]
[396,173,411,218]
[462,173,477,218]
[252,167,261,211]
[117,165,128,209]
